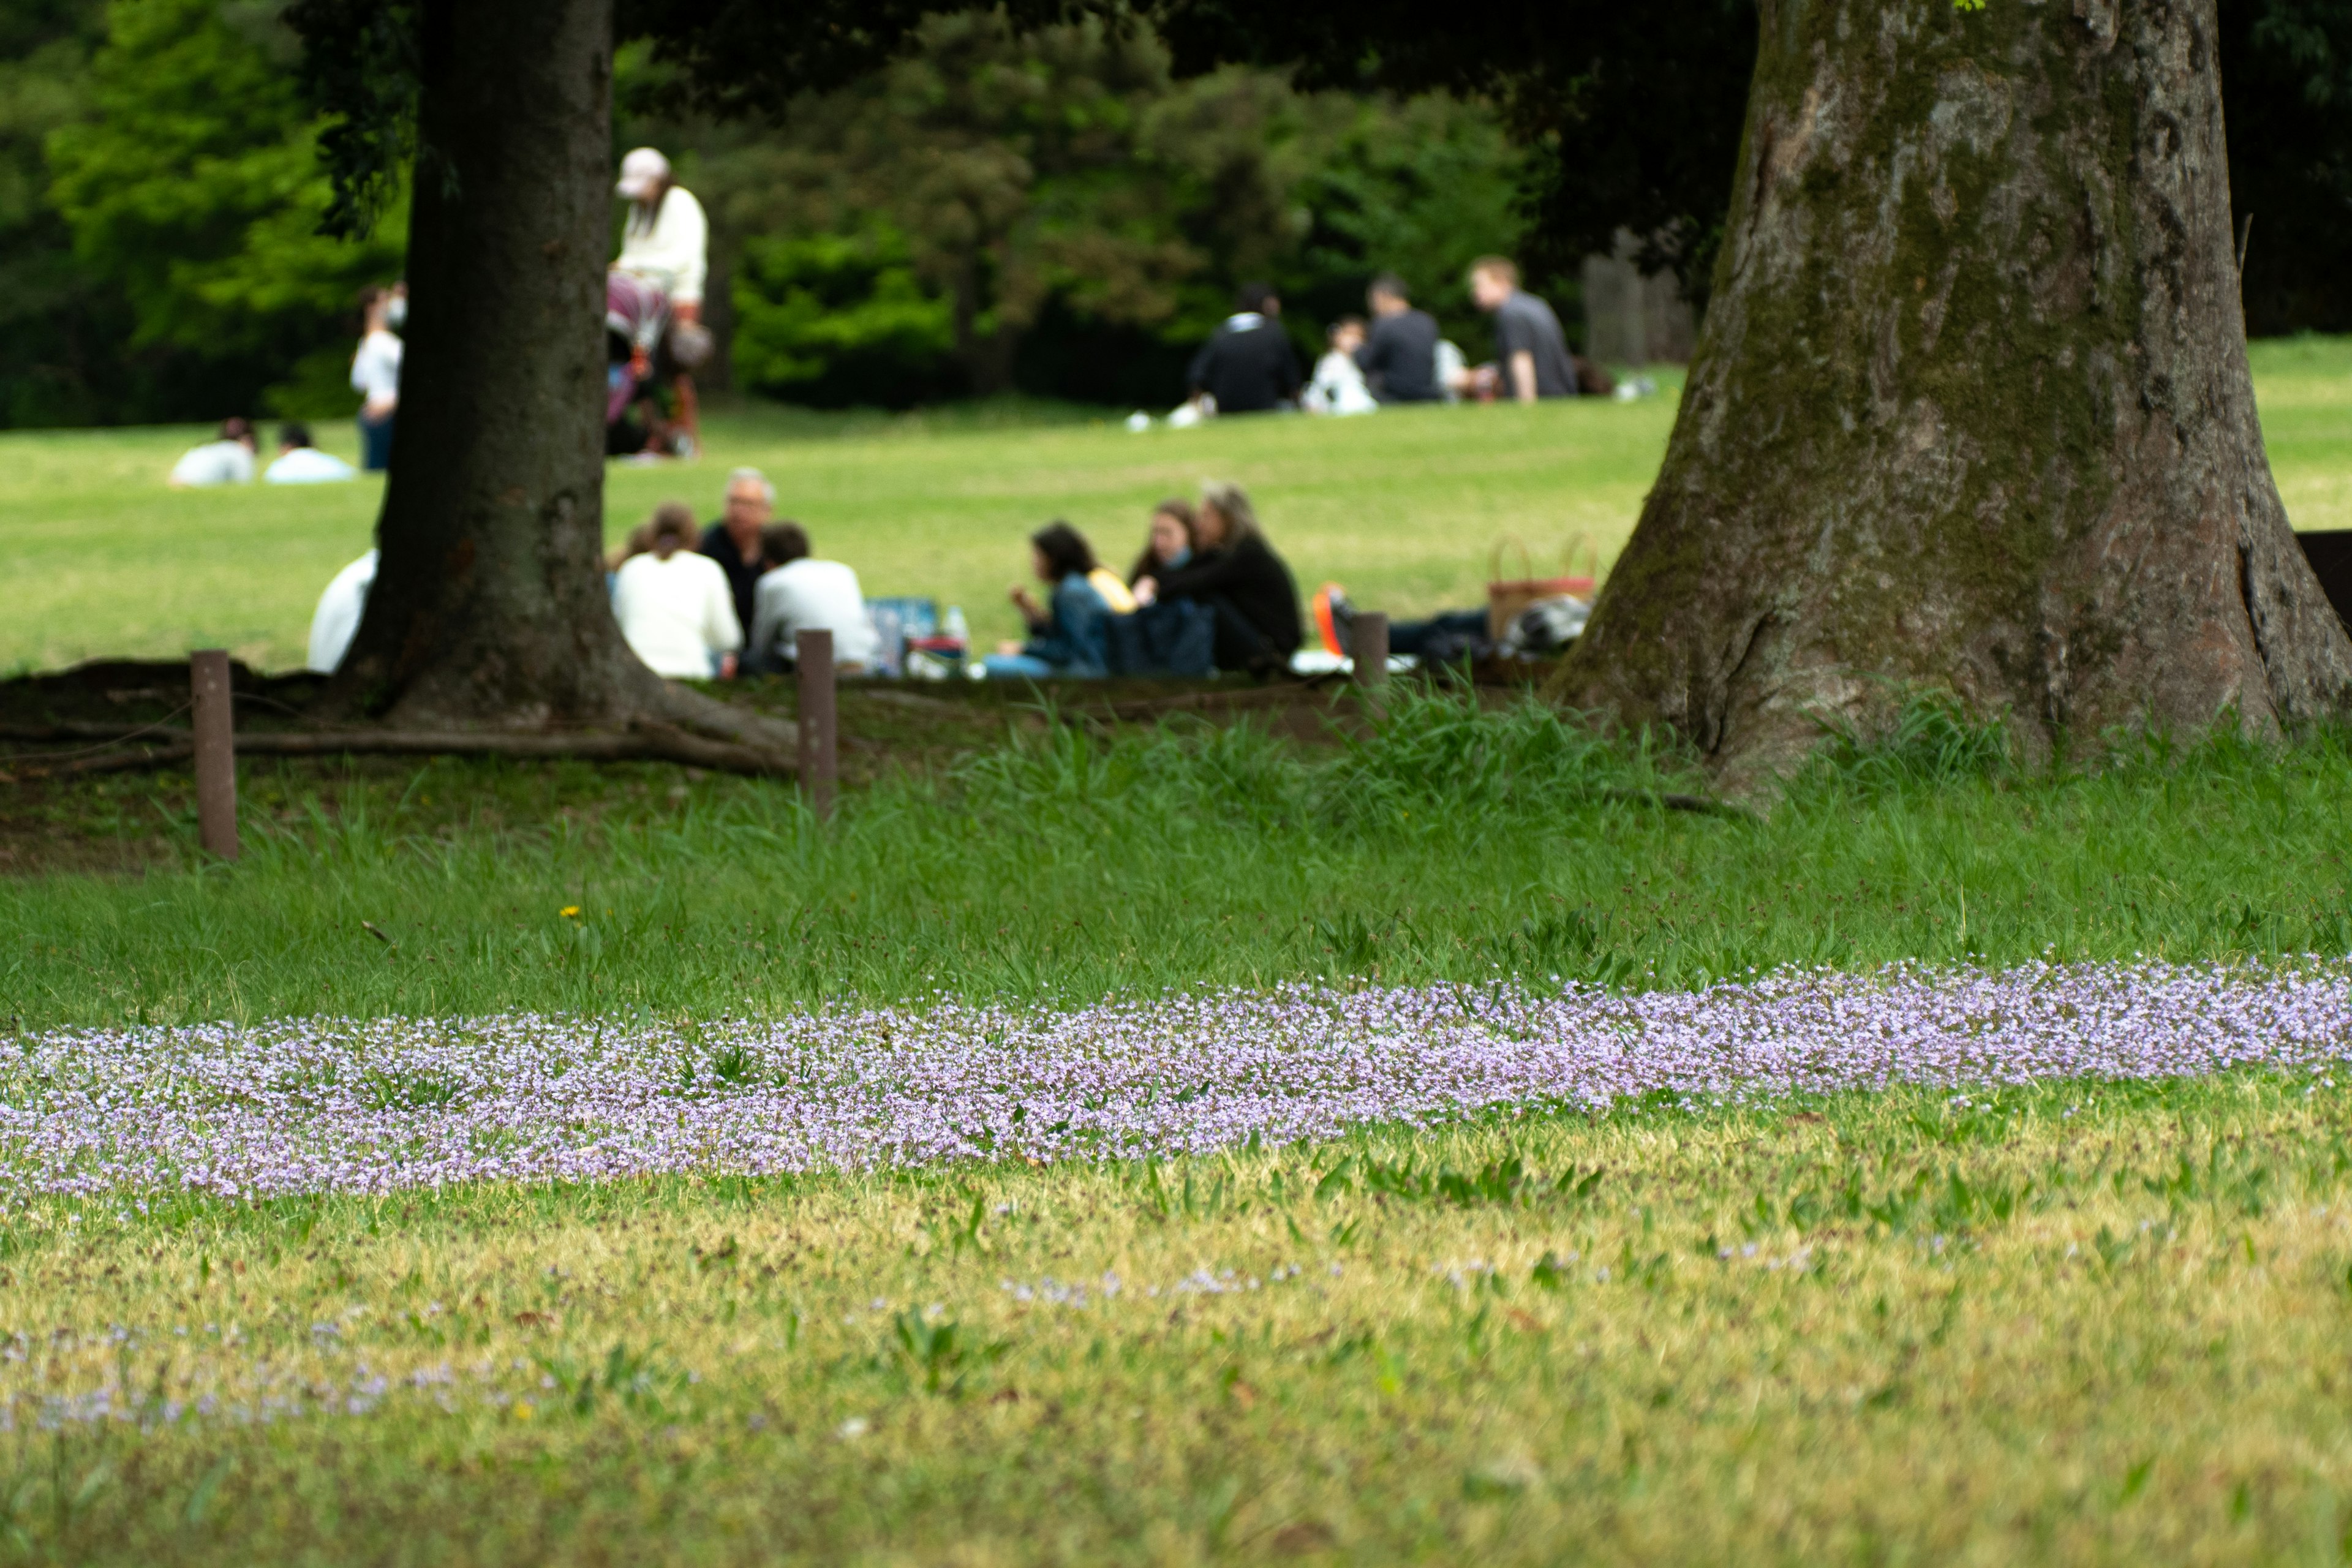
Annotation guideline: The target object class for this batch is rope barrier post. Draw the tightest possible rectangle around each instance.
[1353,612,1390,689]
[189,649,239,860]
[796,628,837,821]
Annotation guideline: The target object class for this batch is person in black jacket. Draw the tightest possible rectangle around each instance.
[1185,284,1302,415]
[1356,274,1442,402]
[1134,481,1302,674]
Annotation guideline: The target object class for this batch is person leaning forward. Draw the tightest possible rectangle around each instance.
[1356,273,1442,403]
[1134,480,1302,675]
[1466,256,1577,403]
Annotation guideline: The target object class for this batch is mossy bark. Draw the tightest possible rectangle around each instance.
[1555,0,2352,780]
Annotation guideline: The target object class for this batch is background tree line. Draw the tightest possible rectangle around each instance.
[2,0,2348,428]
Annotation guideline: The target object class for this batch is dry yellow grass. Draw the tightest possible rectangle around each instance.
[7,1072,2351,1562]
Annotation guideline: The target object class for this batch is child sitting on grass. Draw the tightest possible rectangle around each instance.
[985,522,1115,680]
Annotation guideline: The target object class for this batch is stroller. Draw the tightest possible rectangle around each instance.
[605,271,711,458]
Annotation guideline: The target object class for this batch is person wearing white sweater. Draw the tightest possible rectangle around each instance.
[612,148,707,314]
[612,503,742,679]
[747,522,880,673]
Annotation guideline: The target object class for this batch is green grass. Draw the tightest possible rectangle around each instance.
[5,690,2348,1027]
[0,383,1681,676]
[2,332,2346,677]
[7,343,2352,1562]
[6,1071,2352,1562]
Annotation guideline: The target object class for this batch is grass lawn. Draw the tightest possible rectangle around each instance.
[4,342,2352,1561]
[4,1042,2352,1562]
[0,383,1679,677]
[2,333,2347,677]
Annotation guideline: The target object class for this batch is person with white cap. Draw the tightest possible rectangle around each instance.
[612,147,710,454]
[614,148,707,323]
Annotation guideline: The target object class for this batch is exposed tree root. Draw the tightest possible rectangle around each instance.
[2,717,799,781]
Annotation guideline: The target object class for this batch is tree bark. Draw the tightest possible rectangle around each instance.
[323,0,788,764]
[1556,0,2352,782]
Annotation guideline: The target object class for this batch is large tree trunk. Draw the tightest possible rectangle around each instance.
[324,0,788,765]
[1556,0,2352,783]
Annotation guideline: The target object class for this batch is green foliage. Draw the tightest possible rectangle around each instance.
[666,12,1523,405]
[0,1,116,427]
[42,0,402,417]
[731,225,959,407]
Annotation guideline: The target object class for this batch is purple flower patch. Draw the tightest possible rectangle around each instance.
[6,962,2348,1201]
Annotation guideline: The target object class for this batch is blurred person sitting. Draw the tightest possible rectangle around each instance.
[747,521,880,674]
[1184,282,1302,417]
[985,522,1116,680]
[1128,499,1197,586]
[1303,317,1378,415]
[305,549,379,673]
[1357,274,1442,404]
[614,502,743,679]
[350,282,404,472]
[168,418,257,488]
[263,423,356,484]
[1460,257,1577,403]
[699,467,775,636]
[1131,480,1302,676]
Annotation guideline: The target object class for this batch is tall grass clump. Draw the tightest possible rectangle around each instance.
[5,693,2351,1025]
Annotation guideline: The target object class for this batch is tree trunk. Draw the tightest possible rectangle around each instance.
[1556,0,2352,783]
[324,0,787,763]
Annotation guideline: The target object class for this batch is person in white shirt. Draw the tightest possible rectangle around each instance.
[612,502,743,679]
[612,148,708,312]
[747,522,880,674]
[350,282,404,472]
[611,148,710,453]
[168,418,257,488]
[263,423,357,484]
[307,549,379,673]
[1303,317,1379,416]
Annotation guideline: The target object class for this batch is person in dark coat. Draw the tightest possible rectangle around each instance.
[1134,480,1302,674]
[1185,283,1302,415]
[1355,273,1442,403]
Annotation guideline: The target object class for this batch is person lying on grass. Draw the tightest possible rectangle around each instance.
[1131,480,1303,676]
[611,502,743,680]
[985,522,1117,680]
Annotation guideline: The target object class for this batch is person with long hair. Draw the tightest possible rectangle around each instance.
[1131,481,1302,674]
[1129,499,1197,586]
[611,502,742,679]
[985,521,1116,679]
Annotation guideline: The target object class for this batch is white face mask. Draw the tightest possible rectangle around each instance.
[384,296,407,331]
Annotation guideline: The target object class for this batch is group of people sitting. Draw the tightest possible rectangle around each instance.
[169,419,360,488]
[606,468,876,679]
[986,482,1302,679]
[591,469,1309,685]
[1180,256,1595,423]
[307,454,1580,684]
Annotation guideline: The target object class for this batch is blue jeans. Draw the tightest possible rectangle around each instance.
[982,652,1058,680]
[359,413,394,472]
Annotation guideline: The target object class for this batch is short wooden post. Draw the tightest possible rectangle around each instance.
[796,628,837,820]
[1353,612,1390,688]
[189,649,239,860]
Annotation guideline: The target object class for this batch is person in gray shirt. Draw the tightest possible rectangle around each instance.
[1355,273,1442,402]
[1468,256,1578,402]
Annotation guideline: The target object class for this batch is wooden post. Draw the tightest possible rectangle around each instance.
[796,628,837,820]
[189,649,239,860]
[1353,612,1390,688]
